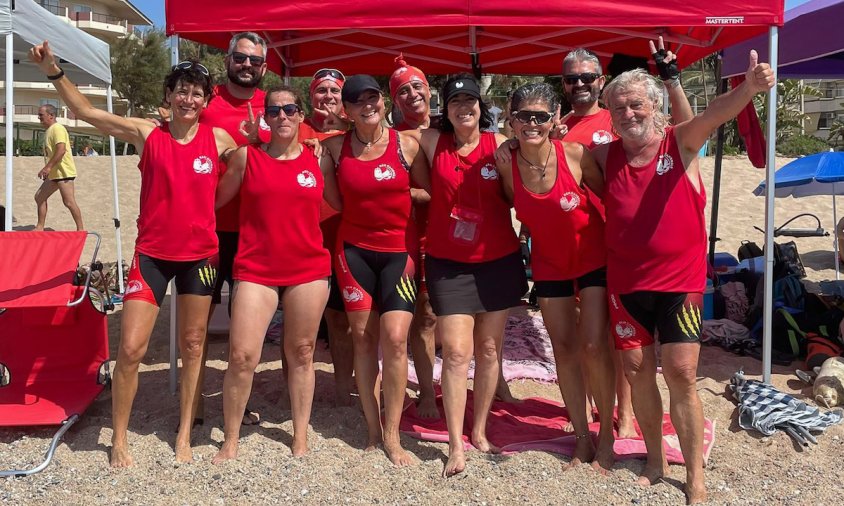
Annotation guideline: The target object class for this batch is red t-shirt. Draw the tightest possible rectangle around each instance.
[336,129,415,252]
[604,127,707,293]
[563,109,616,149]
[233,145,330,286]
[135,124,219,261]
[512,140,605,281]
[200,85,270,232]
[426,132,519,263]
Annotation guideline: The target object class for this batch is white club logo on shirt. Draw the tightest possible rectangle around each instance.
[193,155,214,174]
[342,286,364,303]
[656,154,674,176]
[259,117,270,131]
[592,130,613,145]
[480,164,498,180]
[615,321,636,339]
[559,191,581,212]
[374,164,396,181]
[297,170,317,188]
[125,280,143,295]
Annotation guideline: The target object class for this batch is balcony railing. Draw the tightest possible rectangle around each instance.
[73,11,125,26]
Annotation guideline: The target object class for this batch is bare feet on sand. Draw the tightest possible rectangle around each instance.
[685,482,708,505]
[636,460,670,486]
[591,436,615,474]
[564,435,595,470]
[211,441,238,464]
[174,437,193,464]
[470,433,501,454]
[443,448,466,477]
[415,394,440,419]
[383,435,414,467]
[109,442,133,468]
[291,434,309,457]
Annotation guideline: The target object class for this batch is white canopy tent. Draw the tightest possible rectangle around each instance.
[1,0,124,291]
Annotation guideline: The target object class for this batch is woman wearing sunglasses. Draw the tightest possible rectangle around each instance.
[29,41,237,467]
[212,86,338,462]
[496,83,617,472]
[412,74,527,478]
[319,74,429,467]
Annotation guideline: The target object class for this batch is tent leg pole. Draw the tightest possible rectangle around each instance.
[168,35,181,395]
[106,86,124,293]
[5,33,14,232]
[762,26,779,384]
[708,76,729,265]
[834,192,839,281]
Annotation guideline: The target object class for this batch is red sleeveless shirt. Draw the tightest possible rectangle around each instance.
[426,132,518,263]
[336,128,414,252]
[512,140,606,281]
[604,127,707,293]
[234,145,331,286]
[135,123,219,261]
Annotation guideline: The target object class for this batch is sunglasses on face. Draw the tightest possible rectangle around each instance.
[265,104,301,118]
[173,61,210,76]
[313,68,345,81]
[512,110,554,125]
[230,52,265,66]
[563,72,600,85]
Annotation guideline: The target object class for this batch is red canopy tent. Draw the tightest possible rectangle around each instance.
[165,0,784,75]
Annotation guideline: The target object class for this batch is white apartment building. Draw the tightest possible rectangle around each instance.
[804,79,844,142]
[0,0,152,152]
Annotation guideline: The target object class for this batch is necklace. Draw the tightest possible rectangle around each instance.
[354,126,384,153]
[518,145,553,179]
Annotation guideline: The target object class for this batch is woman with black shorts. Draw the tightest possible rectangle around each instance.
[497,83,616,471]
[415,74,528,477]
[30,41,237,467]
[319,75,428,467]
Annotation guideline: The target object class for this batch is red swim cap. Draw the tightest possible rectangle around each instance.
[389,54,429,98]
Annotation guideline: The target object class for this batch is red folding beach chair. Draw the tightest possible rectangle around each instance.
[0,231,110,477]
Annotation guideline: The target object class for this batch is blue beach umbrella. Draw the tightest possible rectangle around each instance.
[753,151,844,278]
[753,151,844,198]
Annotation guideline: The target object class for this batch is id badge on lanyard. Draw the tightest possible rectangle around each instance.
[449,156,484,246]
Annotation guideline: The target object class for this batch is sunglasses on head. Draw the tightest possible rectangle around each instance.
[230,52,265,66]
[265,104,301,118]
[512,110,554,125]
[563,72,600,85]
[313,68,345,81]
[173,61,210,76]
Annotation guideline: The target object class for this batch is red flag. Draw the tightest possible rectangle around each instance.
[730,76,766,168]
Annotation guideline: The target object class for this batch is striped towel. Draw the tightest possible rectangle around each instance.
[730,370,843,445]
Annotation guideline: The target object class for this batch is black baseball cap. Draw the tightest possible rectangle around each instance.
[341,74,382,103]
[443,76,481,104]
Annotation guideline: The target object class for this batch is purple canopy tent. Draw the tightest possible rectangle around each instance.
[722,0,844,78]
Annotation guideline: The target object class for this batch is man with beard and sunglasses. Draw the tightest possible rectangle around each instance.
[198,31,271,426]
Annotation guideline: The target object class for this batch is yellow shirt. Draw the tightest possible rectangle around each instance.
[44,123,77,180]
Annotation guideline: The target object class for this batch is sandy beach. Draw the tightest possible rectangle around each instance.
[1,154,843,505]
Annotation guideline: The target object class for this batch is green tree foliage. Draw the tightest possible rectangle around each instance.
[828,117,844,149]
[179,39,226,84]
[754,79,823,143]
[111,30,170,117]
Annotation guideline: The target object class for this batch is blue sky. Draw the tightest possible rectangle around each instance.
[132,0,811,29]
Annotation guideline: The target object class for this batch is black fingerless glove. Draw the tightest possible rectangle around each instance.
[653,49,680,81]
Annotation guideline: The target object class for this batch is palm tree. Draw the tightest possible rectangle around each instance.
[829,119,844,149]
[754,79,823,143]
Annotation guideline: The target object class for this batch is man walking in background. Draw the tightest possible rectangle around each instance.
[34,104,84,231]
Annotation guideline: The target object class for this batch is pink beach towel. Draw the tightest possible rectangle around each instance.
[407,313,558,385]
[400,389,715,465]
